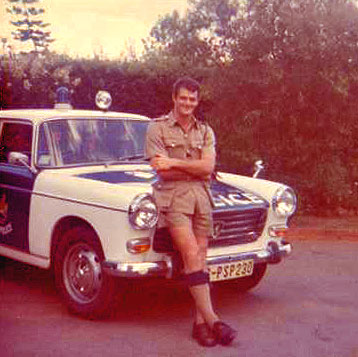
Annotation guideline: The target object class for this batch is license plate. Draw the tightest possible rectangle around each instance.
[208,260,254,282]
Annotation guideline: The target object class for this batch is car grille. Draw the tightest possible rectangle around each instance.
[209,207,267,248]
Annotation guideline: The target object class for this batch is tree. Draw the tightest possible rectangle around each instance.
[144,0,358,214]
[7,0,54,53]
[221,0,358,213]
[143,0,241,68]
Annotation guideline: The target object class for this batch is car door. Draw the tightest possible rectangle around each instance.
[0,121,35,252]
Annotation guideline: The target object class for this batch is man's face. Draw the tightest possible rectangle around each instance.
[173,87,199,118]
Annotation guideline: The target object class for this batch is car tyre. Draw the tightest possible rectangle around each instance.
[54,225,116,319]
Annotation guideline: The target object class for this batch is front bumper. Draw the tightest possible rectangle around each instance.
[102,240,292,279]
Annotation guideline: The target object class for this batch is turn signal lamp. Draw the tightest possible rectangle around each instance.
[269,225,289,238]
[126,238,151,254]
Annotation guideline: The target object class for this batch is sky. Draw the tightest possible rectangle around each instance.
[0,0,188,58]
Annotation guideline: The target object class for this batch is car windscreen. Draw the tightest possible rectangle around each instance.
[38,118,149,167]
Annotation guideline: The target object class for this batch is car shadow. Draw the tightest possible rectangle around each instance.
[1,257,270,323]
[0,256,57,297]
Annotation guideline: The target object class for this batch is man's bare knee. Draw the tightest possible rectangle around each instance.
[182,247,202,272]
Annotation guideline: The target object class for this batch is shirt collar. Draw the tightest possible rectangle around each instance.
[167,111,199,129]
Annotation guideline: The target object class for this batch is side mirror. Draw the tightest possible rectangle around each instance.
[9,151,29,165]
[253,160,264,178]
[8,152,37,174]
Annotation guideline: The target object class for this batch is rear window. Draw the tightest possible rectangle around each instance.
[0,122,33,164]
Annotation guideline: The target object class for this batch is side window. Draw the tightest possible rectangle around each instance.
[37,124,52,166]
[0,122,33,164]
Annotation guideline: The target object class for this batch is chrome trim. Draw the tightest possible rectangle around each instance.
[102,241,292,279]
[272,186,297,218]
[0,183,127,213]
[210,207,267,247]
[0,244,50,269]
[128,193,159,230]
[207,241,292,266]
[102,260,170,278]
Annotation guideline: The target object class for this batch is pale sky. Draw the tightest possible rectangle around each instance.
[0,0,188,58]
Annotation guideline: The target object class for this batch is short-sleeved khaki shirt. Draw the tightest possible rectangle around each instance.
[145,111,216,215]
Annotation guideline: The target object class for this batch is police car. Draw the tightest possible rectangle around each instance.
[0,90,296,318]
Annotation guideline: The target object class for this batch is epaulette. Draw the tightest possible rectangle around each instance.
[198,120,209,131]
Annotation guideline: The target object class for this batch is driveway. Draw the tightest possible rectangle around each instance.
[0,224,357,356]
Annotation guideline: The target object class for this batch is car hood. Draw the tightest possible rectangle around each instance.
[76,167,269,210]
[35,165,268,211]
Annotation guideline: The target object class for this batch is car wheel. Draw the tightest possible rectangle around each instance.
[54,225,116,319]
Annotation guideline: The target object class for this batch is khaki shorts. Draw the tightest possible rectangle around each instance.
[155,182,213,236]
[164,211,213,236]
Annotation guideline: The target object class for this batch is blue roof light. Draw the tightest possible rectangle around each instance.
[55,87,72,109]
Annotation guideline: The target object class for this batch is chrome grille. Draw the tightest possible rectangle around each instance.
[209,207,267,247]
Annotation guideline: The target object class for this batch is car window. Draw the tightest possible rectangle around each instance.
[46,119,148,166]
[0,122,33,164]
[37,124,52,166]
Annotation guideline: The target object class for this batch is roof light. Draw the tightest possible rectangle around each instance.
[54,87,72,109]
[95,91,112,111]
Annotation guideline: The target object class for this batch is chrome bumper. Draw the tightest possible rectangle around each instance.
[102,241,292,279]
[102,260,172,278]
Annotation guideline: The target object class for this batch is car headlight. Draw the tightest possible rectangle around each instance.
[272,187,297,217]
[128,194,158,229]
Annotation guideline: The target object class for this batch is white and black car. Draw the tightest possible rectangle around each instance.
[0,92,296,318]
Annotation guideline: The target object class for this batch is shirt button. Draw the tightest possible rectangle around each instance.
[184,134,188,138]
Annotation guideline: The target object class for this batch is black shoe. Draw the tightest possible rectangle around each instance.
[192,323,217,347]
[212,321,237,346]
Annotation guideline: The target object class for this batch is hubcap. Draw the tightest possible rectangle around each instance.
[63,243,103,304]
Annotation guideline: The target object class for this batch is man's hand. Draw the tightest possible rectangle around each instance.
[150,154,176,171]
[151,152,215,178]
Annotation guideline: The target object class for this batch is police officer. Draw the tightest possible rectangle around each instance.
[145,77,237,347]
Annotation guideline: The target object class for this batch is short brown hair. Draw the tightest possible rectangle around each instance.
[172,77,200,98]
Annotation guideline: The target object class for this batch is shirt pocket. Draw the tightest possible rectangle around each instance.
[163,137,186,159]
[188,139,204,160]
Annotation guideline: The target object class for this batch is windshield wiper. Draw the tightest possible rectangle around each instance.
[104,154,147,167]
[118,154,146,161]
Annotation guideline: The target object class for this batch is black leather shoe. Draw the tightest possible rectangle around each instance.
[192,323,217,347]
[212,321,237,346]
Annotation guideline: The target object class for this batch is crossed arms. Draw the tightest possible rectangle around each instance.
[150,153,215,181]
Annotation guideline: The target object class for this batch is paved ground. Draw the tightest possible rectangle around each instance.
[289,215,358,241]
[0,216,357,356]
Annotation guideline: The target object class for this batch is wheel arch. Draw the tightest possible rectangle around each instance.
[50,216,103,269]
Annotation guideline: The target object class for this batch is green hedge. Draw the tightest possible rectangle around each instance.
[1,52,357,216]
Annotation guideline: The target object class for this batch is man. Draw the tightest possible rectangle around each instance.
[145,77,237,347]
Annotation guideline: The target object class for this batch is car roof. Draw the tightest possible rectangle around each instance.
[0,109,151,125]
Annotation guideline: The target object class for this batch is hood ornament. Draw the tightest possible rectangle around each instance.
[212,221,225,240]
